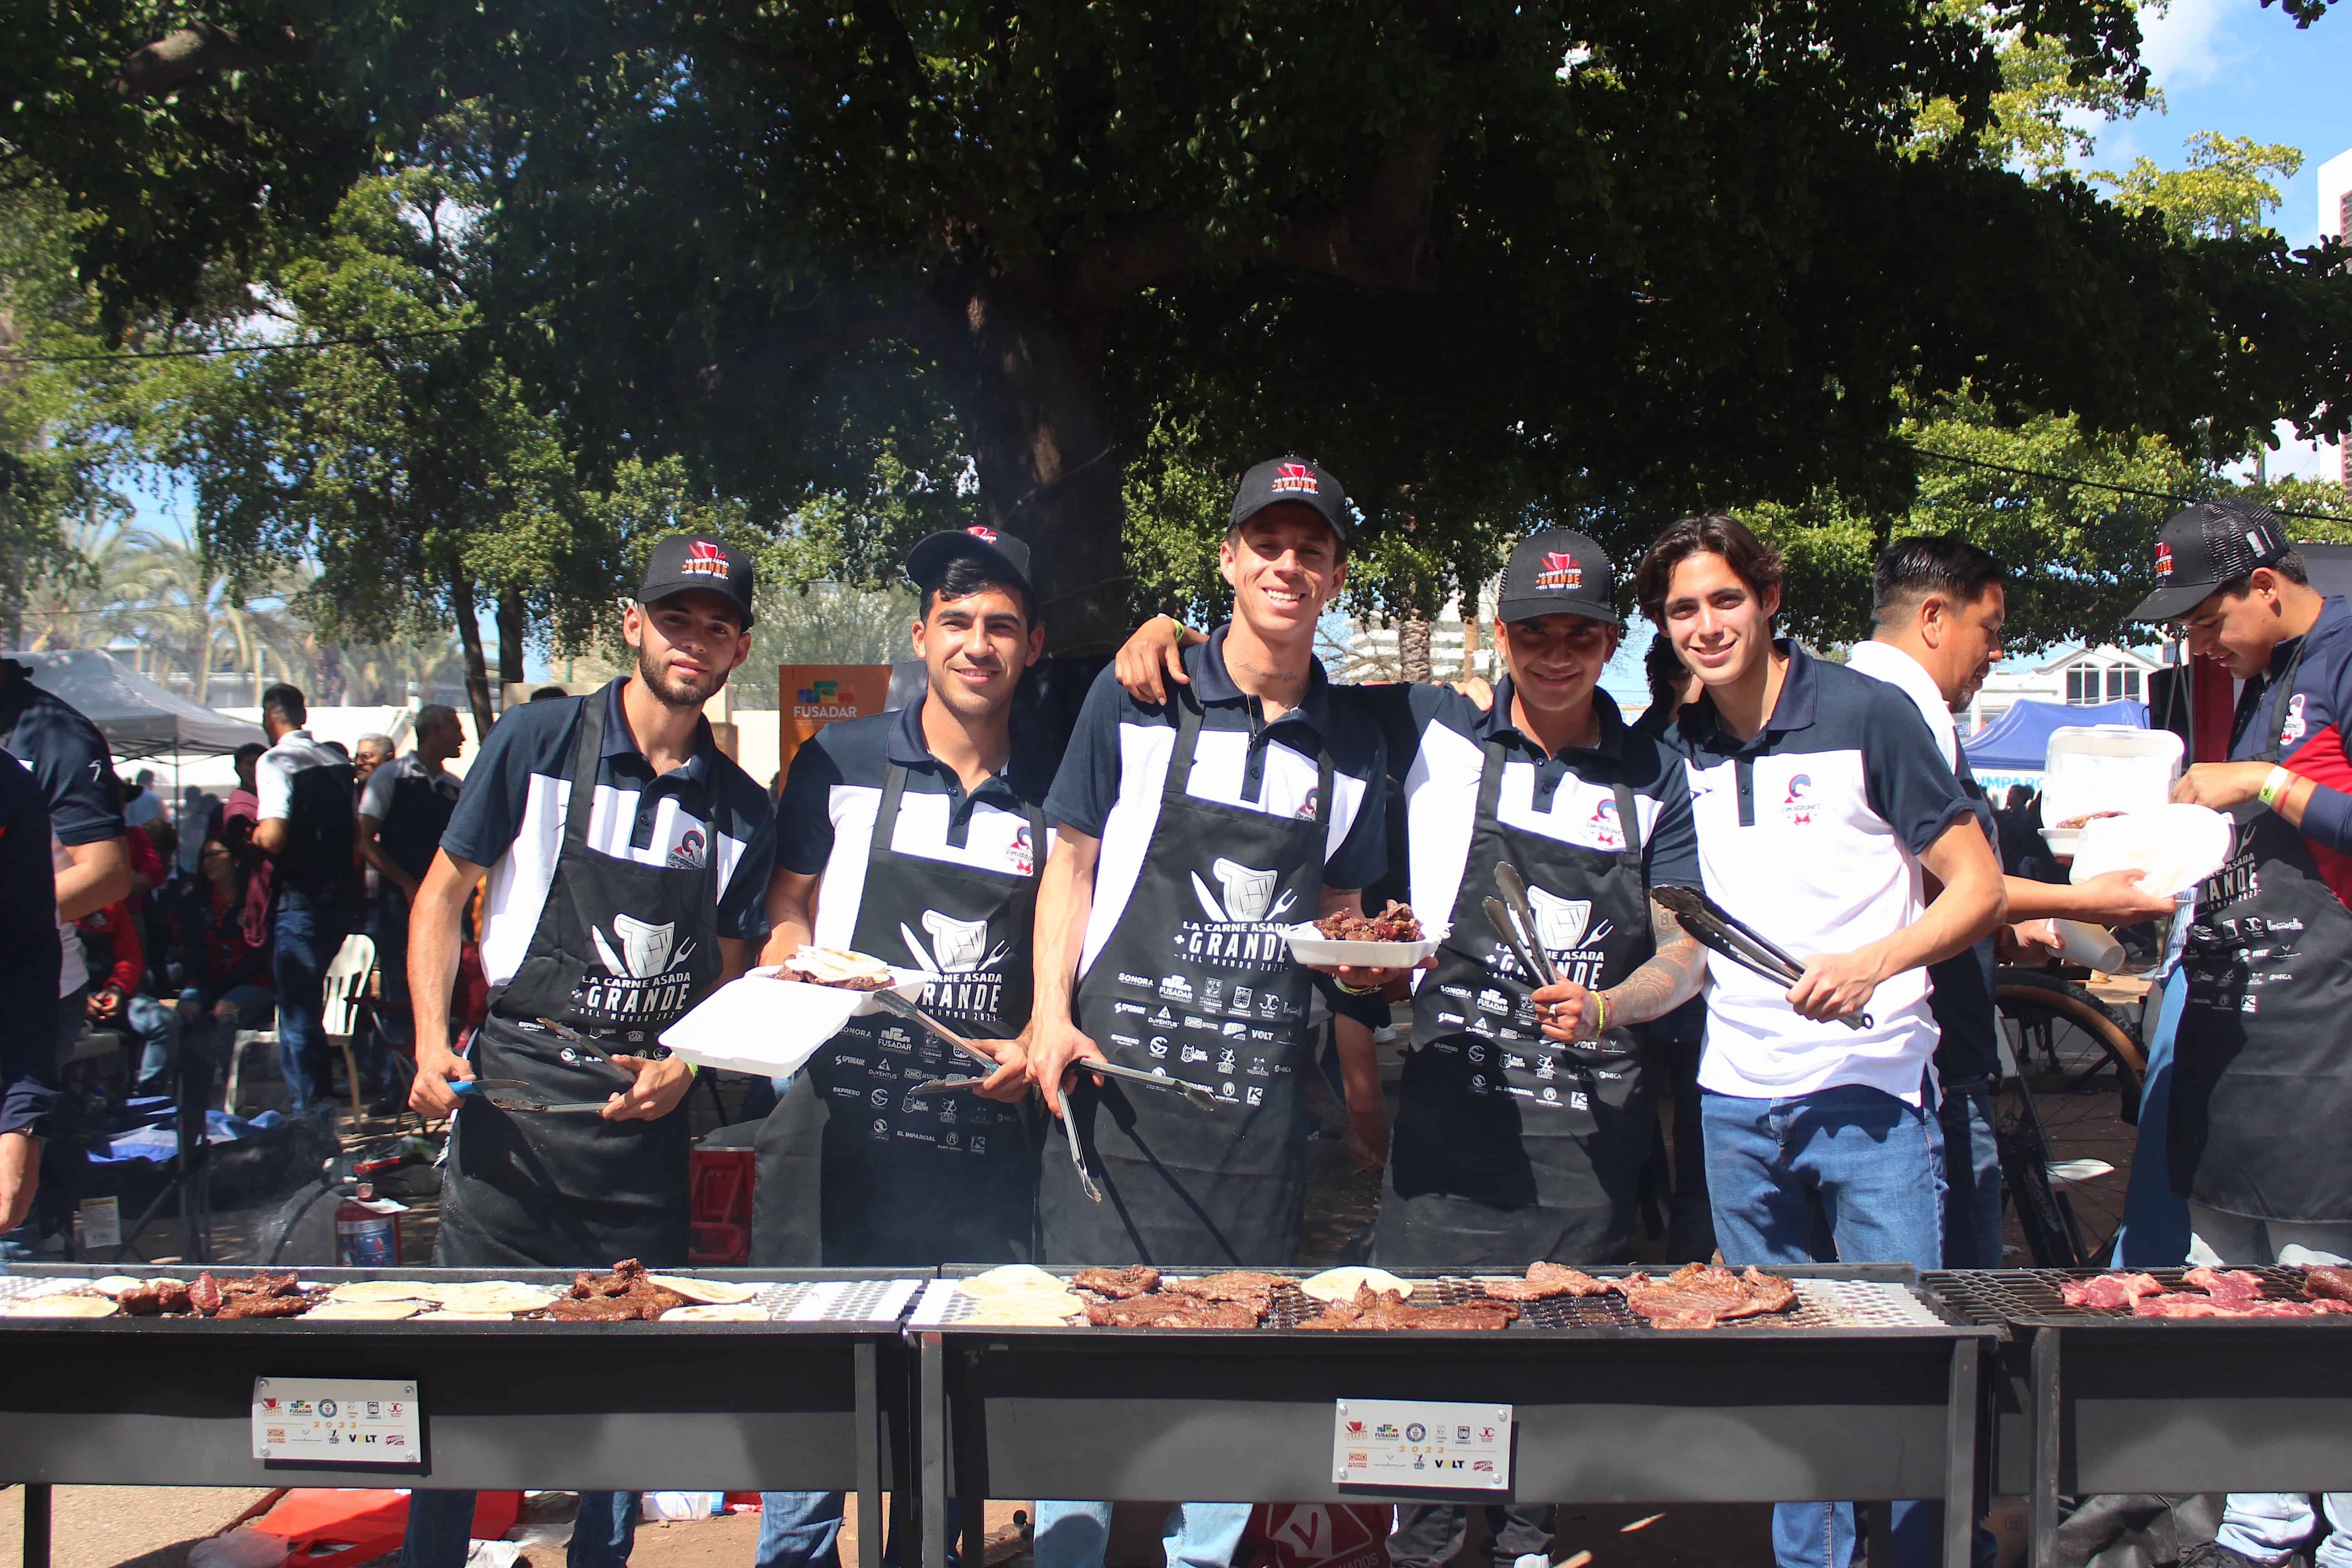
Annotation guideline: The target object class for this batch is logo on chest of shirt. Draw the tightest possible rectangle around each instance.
[1009,823,1035,876]
[900,910,1014,1019]
[578,913,699,1023]
[667,829,707,870]
[1588,797,1623,850]
[1173,857,1298,970]
[1781,774,1818,827]
[2283,693,2309,745]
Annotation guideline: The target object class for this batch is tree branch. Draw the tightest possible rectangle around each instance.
[114,21,313,99]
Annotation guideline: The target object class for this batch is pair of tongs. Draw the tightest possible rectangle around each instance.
[1651,886,1871,1030]
[1483,860,1557,988]
[868,990,1218,1113]
[451,1078,610,1113]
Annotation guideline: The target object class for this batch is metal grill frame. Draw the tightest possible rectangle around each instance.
[1925,1268,2352,1568]
[916,1264,1996,1568]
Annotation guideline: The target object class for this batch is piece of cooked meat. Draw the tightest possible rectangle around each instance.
[1086,1297,1259,1329]
[1481,1262,1619,1301]
[117,1280,193,1316]
[1295,1285,1518,1331]
[1643,1308,1724,1330]
[2305,1265,2352,1303]
[2060,1273,2166,1309]
[1167,1271,1287,1303]
[1624,1264,1798,1329]
[548,1294,642,1321]
[554,1260,688,1319]
[780,946,897,990]
[215,1293,312,1319]
[2053,811,2126,831]
[2184,1266,2265,1303]
[1313,901,1424,943]
[1074,1265,1162,1300]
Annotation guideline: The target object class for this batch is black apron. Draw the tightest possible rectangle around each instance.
[436,684,719,1269]
[1375,739,1656,1266]
[1037,690,1333,1267]
[810,761,1044,1266]
[2172,638,2352,1223]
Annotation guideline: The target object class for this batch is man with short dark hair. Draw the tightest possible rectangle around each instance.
[358,705,466,1109]
[252,683,358,1115]
[1635,513,2005,1568]
[2129,499,2352,1568]
[1852,534,2175,1270]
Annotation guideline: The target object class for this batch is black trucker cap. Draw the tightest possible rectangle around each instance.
[2131,499,2294,621]
[1494,528,1622,626]
[905,524,1036,599]
[638,534,756,627]
[1230,456,1349,544]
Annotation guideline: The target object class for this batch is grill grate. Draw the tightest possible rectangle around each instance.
[0,1271,922,1325]
[912,1272,1953,1333]
[1923,1267,2342,1327]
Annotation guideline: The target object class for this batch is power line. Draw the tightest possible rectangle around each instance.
[1896,439,2352,525]
[0,318,539,366]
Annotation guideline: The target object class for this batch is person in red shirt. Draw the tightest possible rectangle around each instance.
[77,894,184,1098]
[169,832,277,1091]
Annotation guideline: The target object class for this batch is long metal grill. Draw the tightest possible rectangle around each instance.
[1923,1267,2343,1327]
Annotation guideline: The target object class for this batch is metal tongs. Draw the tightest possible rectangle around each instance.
[451,1078,611,1113]
[867,990,1218,1112]
[1650,886,1872,1031]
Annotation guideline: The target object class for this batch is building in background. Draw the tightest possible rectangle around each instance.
[1963,643,2165,731]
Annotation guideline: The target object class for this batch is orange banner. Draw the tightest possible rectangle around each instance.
[777,664,892,779]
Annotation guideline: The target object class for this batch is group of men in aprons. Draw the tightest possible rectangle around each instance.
[391,471,2352,1568]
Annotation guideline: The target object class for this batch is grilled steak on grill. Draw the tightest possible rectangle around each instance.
[1085,1296,1261,1329]
[1480,1261,1618,1302]
[547,1259,691,1321]
[2305,1265,2352,1303]
[1073,1266,1162,1299]
[1295,1285,1519,1331]
[2060,1274,2165,1308]
[1622,1264,1798,1330]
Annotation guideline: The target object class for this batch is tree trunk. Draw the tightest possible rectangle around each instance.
[921,282,1128,655]
[1460,609,1481,680]
[1400,614,1432,685]
[495,588,526,686]
[451,574,497,738]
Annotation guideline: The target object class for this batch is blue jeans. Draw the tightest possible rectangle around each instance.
[1938,1081,2003,1271]
[272,894,348,1113]
[1034,1501,1254,1568]
[122,993,185,1098]
[1702,1083,1946,1568]
[2114,966,2193,1268]
[752,1490,955,1568]
[402,1490,636,1568]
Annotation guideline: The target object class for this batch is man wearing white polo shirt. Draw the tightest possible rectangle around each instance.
[1634,514,2005,1568]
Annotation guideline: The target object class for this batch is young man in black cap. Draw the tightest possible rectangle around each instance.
[1025,458,1406,1568]
[1117,528,1711,1568]
[400,534,776,1568]
[2128,499,2352,1568]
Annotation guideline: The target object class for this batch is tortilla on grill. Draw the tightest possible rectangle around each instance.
[1,1295,116,1318]
[305,1298,426,1321]
[432,1282,558,1314]
[420,1309,516,1321]
[328,1279,443,1303]
[646,1275,760,1305]
[956,1265,1068,1301]
[963,1291,1086,1325]
[1299,1267,1415,1303]
[91,1275,151,1298]
[662,1303,768,1322]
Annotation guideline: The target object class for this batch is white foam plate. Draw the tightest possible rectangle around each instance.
[660,967,930,1077]
[2068,804,2233,898]
[1279,921,1446,969]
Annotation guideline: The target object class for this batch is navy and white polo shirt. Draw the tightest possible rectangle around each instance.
[0,666,124,997]
[777,696,1054,943]
[1348,681,1702,929]
[1673,642,1976,1104]
[2232,595,2352,906]
[441,684,776,987]
[1045,627,1389,975]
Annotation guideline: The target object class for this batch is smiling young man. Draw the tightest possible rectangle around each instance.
[399,536,775,1568]
[1635,514,2004,1568]
[1024,458,1401,1568]
[2128,500,2352,1568]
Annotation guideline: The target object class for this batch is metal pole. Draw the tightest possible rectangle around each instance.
[920,1334,947,1568]
[854,1340,882,1568]
[2030,1330,2062,1568]
[23,1482,52,1568]
[1943,1340,1982,1568]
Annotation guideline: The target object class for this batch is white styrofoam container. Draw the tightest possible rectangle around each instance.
[2038,725,2184,854]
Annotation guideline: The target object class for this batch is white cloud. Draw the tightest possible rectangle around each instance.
[2135,0,2248,91]
[2222,420,2342,485]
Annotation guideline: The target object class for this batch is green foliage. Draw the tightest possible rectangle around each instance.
[2093,131,2305,240]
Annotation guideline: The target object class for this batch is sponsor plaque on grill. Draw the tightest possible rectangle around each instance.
[1333,1399,1511,1490]
[252,1377,423,1466]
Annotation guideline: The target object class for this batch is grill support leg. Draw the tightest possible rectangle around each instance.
[920,1333,948,1568]
[2029,1329,2061,1568]
[23,1482,51,1568]
[1944,1339,1982,1568]
[855,1340,882,1568]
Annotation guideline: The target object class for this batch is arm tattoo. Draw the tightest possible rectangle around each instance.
[1598,900,1709,1029]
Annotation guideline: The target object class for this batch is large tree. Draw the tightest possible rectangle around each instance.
[6,0,2347,649]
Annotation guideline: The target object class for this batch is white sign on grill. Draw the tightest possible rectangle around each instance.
[252,1377,422,1465]
[1333,1400,1511,1489]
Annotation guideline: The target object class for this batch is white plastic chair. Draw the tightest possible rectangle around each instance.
[322,933,377,1126]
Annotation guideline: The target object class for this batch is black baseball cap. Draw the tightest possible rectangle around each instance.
[1494,528,1621,626]
[1230,456,1349,545]
[2130,499,2294,621]
[637,534,756,627]
[905,524,1036,601]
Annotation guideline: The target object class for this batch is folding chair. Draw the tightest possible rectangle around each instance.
[321,933,377,1127]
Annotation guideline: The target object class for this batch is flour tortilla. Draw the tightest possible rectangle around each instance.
[963,1291,1086,1325]
[91,1276,151,1298]
[419,1310,515,1322]
[661,1303,768,1322]
[305,1298,426,1321]
[956,1265,1068,1301]
[1,1295,116,1318]
[327,1279,443,1303]
[1298,1267,1416,1303]
[431,1282,557,1315]
[646,1275,760,1305]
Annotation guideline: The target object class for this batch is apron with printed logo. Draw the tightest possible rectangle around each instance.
[2172,639,2352,1223]
[1037,690,1333,1267]
[436,684,719,1269]
[810,760,1044,1265]
[1376,739,1656,1265]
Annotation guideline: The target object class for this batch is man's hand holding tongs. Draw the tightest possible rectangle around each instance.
[1784,946,1888,1024]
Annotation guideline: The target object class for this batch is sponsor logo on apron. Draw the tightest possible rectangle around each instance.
[581,911,701,1021]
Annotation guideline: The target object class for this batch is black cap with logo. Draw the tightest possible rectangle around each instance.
[1494,528,1621,626]
[637,534,756,627]
[905,524,1036,600]
[2130,498,2294,621]
[1230,456,1349,544]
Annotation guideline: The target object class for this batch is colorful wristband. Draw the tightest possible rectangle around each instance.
[2259,765,2294,811]
[1590,991,1608,1040]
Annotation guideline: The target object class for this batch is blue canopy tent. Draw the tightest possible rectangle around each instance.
[1965,697,2148,795]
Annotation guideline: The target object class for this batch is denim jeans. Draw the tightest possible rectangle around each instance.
[402,1490,637,1568]
[1389,1503,1553,1568]
[272,893,348,1113]
[2188,1204,2352,1568]
[1937,1080,2003,1271]
[1033,1501,1253,1568]
[2114,966,2193,1268]
[754,1492,843,1568]
[121,993,185,1098]
[1702,1083,1946,1568]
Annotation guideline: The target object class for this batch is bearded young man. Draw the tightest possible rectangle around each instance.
[399,536,777,1568]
